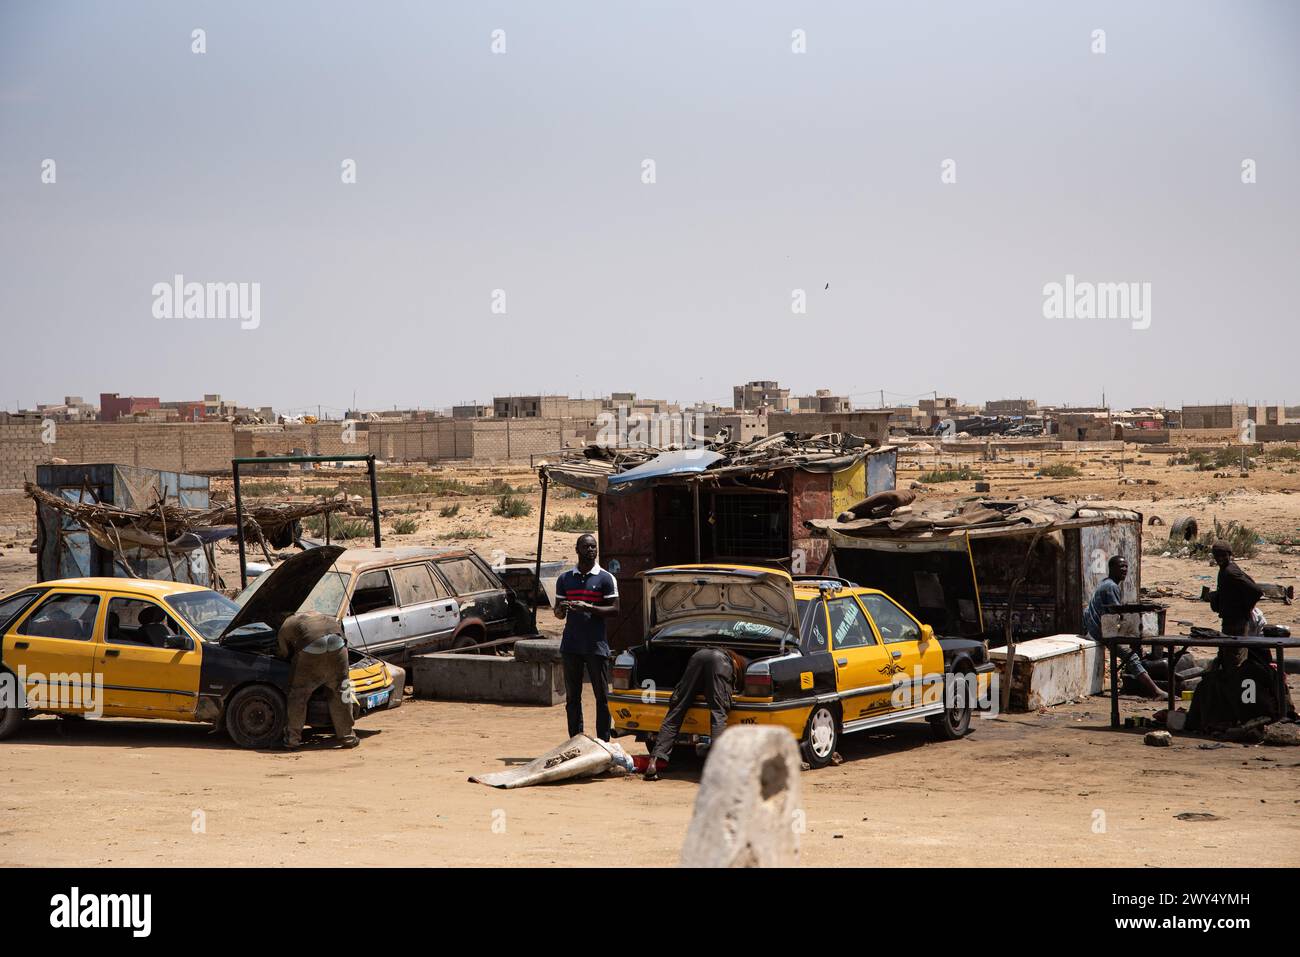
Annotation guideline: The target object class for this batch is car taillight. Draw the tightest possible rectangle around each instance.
[743,671,772,698]
[612,665,633,690]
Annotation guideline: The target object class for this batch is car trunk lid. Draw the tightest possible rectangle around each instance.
[641,566,798,639]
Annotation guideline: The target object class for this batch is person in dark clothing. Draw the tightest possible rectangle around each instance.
[643,647,746,781]
[1186,542,1295,733]
[1082,556,1163,698]
[276,610,358,749]
[554,534,620,742]
[1209,542,1264,638]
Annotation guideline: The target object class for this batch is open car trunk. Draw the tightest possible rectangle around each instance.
[634,637,787,688]
[633,565,799,687]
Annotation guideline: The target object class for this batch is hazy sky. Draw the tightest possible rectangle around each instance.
[2,1,1297,416]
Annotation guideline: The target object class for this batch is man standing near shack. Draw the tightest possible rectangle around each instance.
[554,533,620,742]
[1209,541,1264,639]
[276,610,359,749]
[1083,555,1164,699]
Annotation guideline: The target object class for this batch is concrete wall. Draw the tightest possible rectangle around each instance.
[2,420,404,488]
[1,421,238,487]
[1257,424,1300,442]
[366,416,597,463]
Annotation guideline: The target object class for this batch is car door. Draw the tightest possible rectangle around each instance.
[3,590,101,714]
[343,569,405,654]
[390,563,458,652]
[435,557,510,635]
[825,595,894,724]
[859,593,932,712]
[95,595,203,717]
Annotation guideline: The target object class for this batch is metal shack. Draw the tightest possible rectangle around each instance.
[539,433,898,649]
[806,498,1142,646]
[33,463,214,584]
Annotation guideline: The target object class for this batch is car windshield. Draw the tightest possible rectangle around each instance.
[302,571,348,615]
[653,617,787,642]
[235,568,348,617]
[165,590,245,642]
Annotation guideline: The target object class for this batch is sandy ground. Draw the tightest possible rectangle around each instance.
[1,683,1297,867]
[0,444,1298,867]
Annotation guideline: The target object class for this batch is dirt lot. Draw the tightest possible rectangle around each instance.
[1,444,1298,867]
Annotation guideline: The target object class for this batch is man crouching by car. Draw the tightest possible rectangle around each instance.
[276,610,360,750]
[644,646,746,781]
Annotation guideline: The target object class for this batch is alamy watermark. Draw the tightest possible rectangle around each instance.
[152,274,260,330]
[1042,274,1151,330]
[0,667,103,718]
[595,409,708,449]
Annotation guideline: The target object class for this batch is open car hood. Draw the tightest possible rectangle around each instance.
[219,545,346,643]
[642,566,799,637]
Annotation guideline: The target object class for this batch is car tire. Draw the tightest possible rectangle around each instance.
[931,670,972,740]
[0,669,24,741]
[801,704,839,769]
[0,703,22,742]
[451,627,488,655]
[224,685,288,750]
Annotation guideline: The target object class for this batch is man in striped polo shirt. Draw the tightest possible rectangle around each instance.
[553,533,620,741]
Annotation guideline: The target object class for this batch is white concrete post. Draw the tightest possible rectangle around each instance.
[679,726,803,867]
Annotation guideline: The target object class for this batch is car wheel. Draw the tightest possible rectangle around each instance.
[0,669,24,741]
[931,670,972,740]
[224,685,287,749]
[451,628,488,655]
[0,703,22,742]
[801,704,839,769]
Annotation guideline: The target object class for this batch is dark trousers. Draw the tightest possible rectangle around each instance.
[286,647,355,746]
[562,652,611,741]
[652,648,734,761]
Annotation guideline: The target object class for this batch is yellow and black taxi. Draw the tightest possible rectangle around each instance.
[0,546,402,748]
[609,564,996,768]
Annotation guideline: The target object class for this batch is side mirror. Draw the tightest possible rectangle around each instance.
[165,633,193,651]
[919,624,934,644]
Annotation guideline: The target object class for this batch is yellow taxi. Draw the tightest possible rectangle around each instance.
[609,564,995,767]
[0,546,401,748]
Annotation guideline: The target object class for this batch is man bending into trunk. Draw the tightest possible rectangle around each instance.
[644,646,746,781]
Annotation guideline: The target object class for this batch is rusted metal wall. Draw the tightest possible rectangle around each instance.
[597,489,656,649]
[791,470,832,573]
[1080,520,1141,605]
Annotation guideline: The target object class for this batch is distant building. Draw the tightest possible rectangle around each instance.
[602,393,680,415]
[34,396,97,421]
[452,404,494,419]
[701,413,768,444]
[791,389,852,414]
[767,409,892,446]
[99,393,161,422]
[733,380,791,412]
[1179,403,1285,429]
[985,398,1038,415]
[493,395,604,419]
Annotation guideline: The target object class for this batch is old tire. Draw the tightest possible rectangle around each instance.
[0,669,23,741]
[930,671,972,740]
[0,702,22,741]
[1169,516,1199,543]
[451,627,489,655]
[224,685,287,750]
[801,704,839,769]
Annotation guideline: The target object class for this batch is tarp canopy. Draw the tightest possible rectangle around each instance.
[605,449,724,494]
